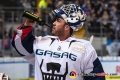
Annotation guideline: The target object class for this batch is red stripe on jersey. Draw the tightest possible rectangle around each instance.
[21,26,32,40]
[13,24,24,40]
[14,24,32,40]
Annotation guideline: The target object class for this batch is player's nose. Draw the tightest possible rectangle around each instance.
[53,21,56,27]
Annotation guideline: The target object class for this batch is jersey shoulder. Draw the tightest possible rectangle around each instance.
[70,37,90,44]
[41,35,58,40]
[34,35,58,43]
[70,37,95,52]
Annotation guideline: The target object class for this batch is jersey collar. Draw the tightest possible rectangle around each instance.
[46,35,76,42]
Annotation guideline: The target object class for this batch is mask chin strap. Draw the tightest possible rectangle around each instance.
[70,27,74,36]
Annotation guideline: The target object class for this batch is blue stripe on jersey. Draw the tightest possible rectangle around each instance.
[12,30,35,56]
[21,31,35,54]
[83,57,105,80]
[68,40,76,48]
[49,38,56,46]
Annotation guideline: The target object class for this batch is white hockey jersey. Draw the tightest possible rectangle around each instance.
[12,25,105,80]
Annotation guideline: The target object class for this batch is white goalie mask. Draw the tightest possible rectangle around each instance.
[52,4,86,31]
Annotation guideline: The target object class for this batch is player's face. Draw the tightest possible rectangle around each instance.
[52,17,66,36]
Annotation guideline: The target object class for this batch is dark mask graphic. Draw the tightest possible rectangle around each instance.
[40,59,68,80]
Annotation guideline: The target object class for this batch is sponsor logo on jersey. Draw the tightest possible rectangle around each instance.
[69,71,77,79]
[36,49,77,61]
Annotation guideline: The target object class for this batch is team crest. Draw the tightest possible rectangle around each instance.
[71,42,86,54]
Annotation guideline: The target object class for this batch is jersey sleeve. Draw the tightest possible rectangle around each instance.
[83,42,105,80]
[12,24,35,65]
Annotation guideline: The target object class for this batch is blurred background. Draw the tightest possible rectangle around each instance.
[0,0,120,80]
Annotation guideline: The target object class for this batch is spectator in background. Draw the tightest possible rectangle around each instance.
[101,10,110,34]
[109,5,118,27]
[47,0,56,10]
[109,5,118,21]
[101,10,110,23]
[106,23,115,41]
[40,27,48,37]
[87,13,97,34]
[0,26,10,55]
[106,23,120,56]
[87,13,101,36]
[29,0,37,12]
[47,10,55,35]
[8,27,15,39]
[38,0,47,20]
[47,0,54,10]
[82,0,91,16]
[16,0,25,22]
[54,0,64,9]
[22,0,32,12]
[0,26,7,39]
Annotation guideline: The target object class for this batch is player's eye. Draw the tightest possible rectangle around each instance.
[56,18,61,22]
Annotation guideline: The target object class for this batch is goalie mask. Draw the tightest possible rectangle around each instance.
[52,4,86,31]
[0,73,10,80]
